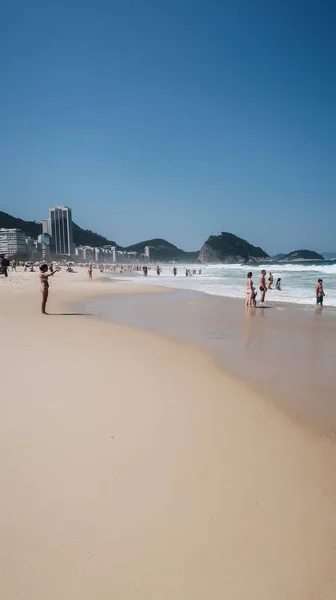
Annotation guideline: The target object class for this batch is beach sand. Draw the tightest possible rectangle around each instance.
[88,288,336,437]
[1,268,336,599]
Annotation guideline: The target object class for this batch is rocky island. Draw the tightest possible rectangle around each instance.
[279,249,324,262]
[198,232,269,264]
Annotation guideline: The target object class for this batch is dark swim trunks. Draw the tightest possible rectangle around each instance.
[317,294,324,304]
[260,286,265,292]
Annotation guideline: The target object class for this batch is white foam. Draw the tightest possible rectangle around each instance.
[124,262,336,307]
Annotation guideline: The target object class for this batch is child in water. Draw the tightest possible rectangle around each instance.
[316,279,325,305]
[39,264,57,315]
[275,278,281,290]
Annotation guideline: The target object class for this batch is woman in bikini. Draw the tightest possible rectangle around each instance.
[39,264,57,314]
[246,272,256,307]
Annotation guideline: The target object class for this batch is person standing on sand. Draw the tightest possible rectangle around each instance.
[88,266,93,280]
[316,279,325,305]
[246,272,256,307]
[259,270,267,303]
[0,255,9,277]
[39,264,57,315]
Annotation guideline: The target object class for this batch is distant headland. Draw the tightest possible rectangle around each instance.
[0,211,324,263]
[277,249,324,262]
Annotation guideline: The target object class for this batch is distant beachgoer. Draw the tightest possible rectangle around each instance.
[39,264,57,315]
[0,255,9,277]
[11,259,17,271]
[143,265,148,276]
[276,278,281,291]
[316,279,325,305]
[198,269,202,275]
[88,267,93,280]
[156,266,161,275]
[185,269,189,277]
[173,267,177,276]
[259,270,267,303]
[246,272,256,307]
[267,272,273,289]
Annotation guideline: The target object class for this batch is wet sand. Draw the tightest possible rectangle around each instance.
[84,288,336,437]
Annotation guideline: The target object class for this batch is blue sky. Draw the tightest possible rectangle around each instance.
[1,0,335,253]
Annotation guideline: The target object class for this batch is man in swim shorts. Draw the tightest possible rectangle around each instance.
[316,279,325,305]
[259,270,267,303]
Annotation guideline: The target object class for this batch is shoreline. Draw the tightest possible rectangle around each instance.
[117,272,336,311]
[83,285,336,439]
[2,269,336,598]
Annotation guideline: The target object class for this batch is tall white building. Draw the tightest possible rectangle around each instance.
[144,246,150,260]
[0,229,27,257]
[42,219,51,235]
[50,206,73,256]
[26,237,36,257]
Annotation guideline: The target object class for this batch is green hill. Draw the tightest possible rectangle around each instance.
[0,212,199,260]
[198,232,269,264]
[271,253,286,260]
[0,211,117,248]
[72,223,117,248]
[0,211,41,239]
[125,238,198,262]
[280,249,324,261]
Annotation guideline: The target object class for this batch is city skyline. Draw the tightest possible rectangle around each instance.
[1,204,335,256]
[1,1,335,254]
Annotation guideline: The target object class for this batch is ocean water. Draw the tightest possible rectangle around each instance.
[125,261,336,307]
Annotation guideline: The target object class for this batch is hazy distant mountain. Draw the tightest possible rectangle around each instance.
[72,223,117,248]
[0,212,198,260]
[0,211,117,248]
[125,238,198,262]
[198,232,269,264]
[271,253,286,260]
[280,249,324,261]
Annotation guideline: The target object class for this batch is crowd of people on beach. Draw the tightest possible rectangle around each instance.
[246,269,325,307]
[0,256,327,312]
[246,270,278,307]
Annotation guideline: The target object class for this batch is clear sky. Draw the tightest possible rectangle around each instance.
[1,0,335,254]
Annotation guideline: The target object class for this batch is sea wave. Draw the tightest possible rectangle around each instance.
[205,262,336,274]
[121,260,336,308]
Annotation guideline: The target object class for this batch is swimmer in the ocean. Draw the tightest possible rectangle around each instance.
[267,272,274,289]
[316,279,325,305]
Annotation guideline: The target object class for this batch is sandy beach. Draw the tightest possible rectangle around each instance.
[89,287,336,436]
[1,267,336,599]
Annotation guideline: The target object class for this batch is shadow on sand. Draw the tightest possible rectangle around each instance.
[49,312,95,316]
